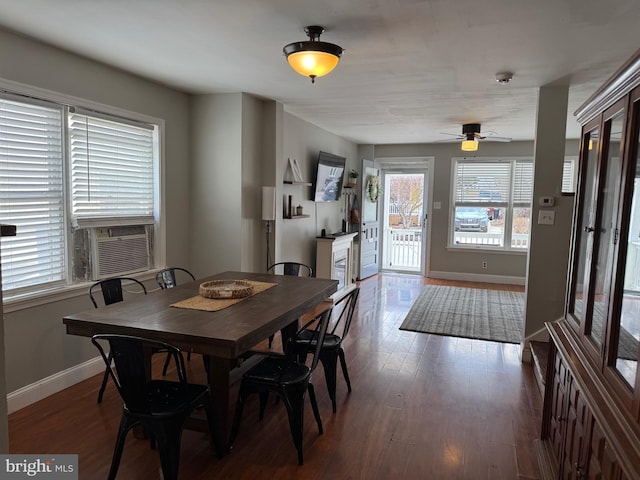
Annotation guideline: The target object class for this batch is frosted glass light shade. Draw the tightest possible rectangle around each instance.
[286,50,340,79]
[461,139,478,151]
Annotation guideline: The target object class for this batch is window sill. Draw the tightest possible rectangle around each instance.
[2,270,160,314]
[446,245,528,255]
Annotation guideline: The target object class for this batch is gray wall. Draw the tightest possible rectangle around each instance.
[0,28,192,393]
[278,113,358,269]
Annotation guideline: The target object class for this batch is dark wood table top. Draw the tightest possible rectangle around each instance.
[64,271,338,359]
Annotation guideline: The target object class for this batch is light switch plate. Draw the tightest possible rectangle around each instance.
[538,210,555,225]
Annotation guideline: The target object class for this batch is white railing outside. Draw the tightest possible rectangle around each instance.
[453,232,529,248]
[383,228,421,271]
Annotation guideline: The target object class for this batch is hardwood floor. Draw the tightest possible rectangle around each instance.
[9,273,540,479]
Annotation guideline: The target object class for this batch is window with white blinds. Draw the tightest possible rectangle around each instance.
[0,92,159,297]
[562,158,577,193]
[452,158,533,250]
[0,96,66,291]
[69,111,155,223]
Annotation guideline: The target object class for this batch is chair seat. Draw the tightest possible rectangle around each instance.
[141,380,209,416]
[243,356,311,386]
[292,330,341,350]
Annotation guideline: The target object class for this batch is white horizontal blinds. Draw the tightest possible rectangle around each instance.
[69,111,154,221]
[562,158,576,193]
[455,161,510,203]
[513,160,534,204]
[0,97,65,291]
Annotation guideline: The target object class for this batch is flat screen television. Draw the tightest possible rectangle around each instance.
[312,151,346,202]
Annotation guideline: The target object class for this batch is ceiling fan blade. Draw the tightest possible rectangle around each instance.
[439,132,464,138]
[482,136,512,142]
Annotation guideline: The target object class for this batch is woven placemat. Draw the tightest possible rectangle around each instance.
[170,280,277,312]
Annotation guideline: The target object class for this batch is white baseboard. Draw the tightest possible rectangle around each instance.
[7,356,103,414]
[428,270,526,286]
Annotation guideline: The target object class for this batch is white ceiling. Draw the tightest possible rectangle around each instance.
[0,0,637,145]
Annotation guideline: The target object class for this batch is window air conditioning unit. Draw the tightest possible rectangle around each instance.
[90,225,151,279]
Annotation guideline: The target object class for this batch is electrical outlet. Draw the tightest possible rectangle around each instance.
[482,261,488,269]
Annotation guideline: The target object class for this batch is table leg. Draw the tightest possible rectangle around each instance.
[205,355,233,457]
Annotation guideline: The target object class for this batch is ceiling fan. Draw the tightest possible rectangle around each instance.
[440,123,511,151]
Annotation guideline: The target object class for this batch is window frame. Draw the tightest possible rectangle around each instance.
[0,79,165,307]
[449,156,533,252]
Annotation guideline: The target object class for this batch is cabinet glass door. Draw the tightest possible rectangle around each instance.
[588,111,624,351]
[615,98,640,386]
[570,125,600,325]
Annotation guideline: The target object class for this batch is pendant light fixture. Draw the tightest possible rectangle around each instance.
[283,26,344,83]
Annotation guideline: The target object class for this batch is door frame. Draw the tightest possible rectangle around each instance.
[376,157,434,277]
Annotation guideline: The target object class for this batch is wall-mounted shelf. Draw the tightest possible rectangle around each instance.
[284,181,312,186]
[284,214,310,220]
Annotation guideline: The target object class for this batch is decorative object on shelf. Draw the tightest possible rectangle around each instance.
[296,205,303,216]
[199,280,253,299]
[347,169,359,188]
[366,175,381,202]
[283,26,344,83]
[262,186,276,271]
[285,158,305,183]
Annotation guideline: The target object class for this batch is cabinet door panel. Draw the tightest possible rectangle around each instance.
[614,93,640,388]
[570,125,600,327]
[588,110,625,351]
[587,420,622,480]
[561,380,591,480]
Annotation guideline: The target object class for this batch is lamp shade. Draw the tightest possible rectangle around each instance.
[283,26,343,83]
[262,186,276,221]
[461,139,478,152]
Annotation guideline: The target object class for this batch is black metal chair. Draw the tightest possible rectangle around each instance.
[91,334,216,480]
[266,262,313,349]
[156,267,195,289]
[288,287,360,412]
[90,277,148,403]
[229,306,332,465]
[267,262,313,277]
[89,276,147,309]
[156,267,197,375]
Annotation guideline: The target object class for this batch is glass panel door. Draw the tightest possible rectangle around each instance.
[615,95,640,386]
[588,111,624,350]
[570,125,600,326]
[382,172,425,273]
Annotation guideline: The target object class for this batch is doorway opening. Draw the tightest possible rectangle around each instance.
[379,162,431,275]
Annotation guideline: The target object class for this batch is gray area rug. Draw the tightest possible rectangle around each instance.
[399,285,524,344]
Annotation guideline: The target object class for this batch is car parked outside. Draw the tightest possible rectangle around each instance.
[454,207,489,232]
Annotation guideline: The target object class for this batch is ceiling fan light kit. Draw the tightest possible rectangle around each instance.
[283,26,344,83]
[461,138,479,151]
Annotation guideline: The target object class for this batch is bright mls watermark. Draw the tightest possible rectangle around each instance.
[0,455,77,479]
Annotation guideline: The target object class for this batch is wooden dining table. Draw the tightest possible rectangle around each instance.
[63,270,338,456]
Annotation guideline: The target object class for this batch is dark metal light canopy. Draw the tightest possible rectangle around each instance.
[283,26,344,83]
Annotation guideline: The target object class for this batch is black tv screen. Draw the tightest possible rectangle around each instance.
[312,151,346,202]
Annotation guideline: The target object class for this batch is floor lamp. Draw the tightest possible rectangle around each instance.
[262,186,276,271]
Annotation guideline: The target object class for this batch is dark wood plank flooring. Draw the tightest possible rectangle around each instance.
[9,273,541,479]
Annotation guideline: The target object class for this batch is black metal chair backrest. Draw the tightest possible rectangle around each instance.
[91,334,186,414]
[89,277,147,308]
[295,307,333,373]
[330,287,360,339]
[156,267,195,289]
[267,262,313,277]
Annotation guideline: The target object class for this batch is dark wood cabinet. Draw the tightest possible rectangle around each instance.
[538,49,640,480]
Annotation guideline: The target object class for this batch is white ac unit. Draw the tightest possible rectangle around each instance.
[90,225,151,279]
